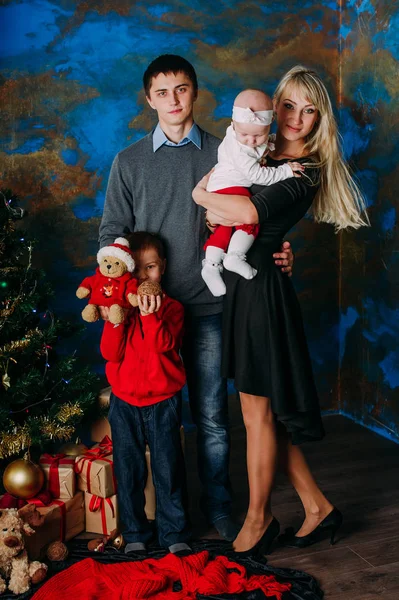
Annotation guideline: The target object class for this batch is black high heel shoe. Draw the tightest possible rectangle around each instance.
[279,507,343,549]
[233,517,280,558]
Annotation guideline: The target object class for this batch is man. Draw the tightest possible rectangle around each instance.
[99,54,293,541]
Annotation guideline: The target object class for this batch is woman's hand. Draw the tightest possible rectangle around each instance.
[138,294,162,316]
[192,170,213,205]
[205,210,237,230]
[273,241,294,276]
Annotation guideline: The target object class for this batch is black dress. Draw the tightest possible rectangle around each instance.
[222,157,325,444]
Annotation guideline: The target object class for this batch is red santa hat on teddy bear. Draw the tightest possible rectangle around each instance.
[97,237,135,272]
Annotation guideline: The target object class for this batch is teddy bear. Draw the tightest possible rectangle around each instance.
[0,504,48,595]
[76,237,138,325]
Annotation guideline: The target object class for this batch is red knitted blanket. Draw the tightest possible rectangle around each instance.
[32,550,291,599]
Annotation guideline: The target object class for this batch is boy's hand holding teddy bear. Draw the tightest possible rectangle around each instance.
[76,237,162,324]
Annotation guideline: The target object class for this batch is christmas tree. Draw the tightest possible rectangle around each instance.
[0,189,99,460]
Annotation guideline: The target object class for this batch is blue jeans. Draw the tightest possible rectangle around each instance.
[108,392,190,548]
[181,312,232,523]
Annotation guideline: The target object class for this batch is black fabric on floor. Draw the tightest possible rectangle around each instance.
[5,538,323,599]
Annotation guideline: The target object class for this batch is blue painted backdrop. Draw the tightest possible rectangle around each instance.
[0,1,397,438]
[338,1,399,439]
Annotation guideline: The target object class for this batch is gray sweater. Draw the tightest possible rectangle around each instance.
[99,127,222,316]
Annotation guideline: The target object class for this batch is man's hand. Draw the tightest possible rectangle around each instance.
[205,213,217,233]
[273,241,294,276]
[138,294,162,316]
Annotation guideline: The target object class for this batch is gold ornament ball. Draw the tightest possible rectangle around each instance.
[59,442,88,457]
[112,533,125,550]
[3,459,45,499]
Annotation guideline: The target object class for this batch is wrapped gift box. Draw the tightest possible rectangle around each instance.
[98,385,112,408]
[91,416,111,443]
[85,492,118,535]
[75,436,116,498]
[25,492,85,560]
[39,453,76,499]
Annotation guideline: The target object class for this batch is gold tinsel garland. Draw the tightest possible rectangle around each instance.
[0,328,41,356]
[56,403,84,424]
[39,417,75,441]
[0,426,31,459]
[0,408,82,458]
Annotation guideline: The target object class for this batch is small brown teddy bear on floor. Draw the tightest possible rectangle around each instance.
[0,505,47,595]
[76,237,138,325]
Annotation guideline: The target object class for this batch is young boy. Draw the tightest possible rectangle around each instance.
[100,231,191,556]
[202,89,303,296]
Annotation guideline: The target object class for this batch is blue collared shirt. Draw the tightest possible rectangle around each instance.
[152,122,202,152]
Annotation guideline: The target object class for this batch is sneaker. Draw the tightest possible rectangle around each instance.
[168,542,193,557]
[124,542,148,557]
[213,517,241,542]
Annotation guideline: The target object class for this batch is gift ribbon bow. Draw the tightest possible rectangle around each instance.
[97,435,112,453]
[75,436,116,494]
[40,453,75,499]
[88,495,115,535]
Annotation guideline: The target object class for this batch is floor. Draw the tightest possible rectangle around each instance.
[184,402,399,599]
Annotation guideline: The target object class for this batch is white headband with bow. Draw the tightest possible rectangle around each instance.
[232,106,273,126]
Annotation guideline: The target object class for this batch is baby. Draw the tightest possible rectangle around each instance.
[202,89,304,296]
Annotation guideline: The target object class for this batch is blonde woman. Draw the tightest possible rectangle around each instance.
[192,66,369,556]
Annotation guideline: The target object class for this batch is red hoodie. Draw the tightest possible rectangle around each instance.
[100,295,186,407]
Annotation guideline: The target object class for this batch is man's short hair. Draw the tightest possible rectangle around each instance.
[143,54,198,97]
[126,231,166,261]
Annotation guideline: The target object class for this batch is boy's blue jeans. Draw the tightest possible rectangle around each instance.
[108,392,190,548]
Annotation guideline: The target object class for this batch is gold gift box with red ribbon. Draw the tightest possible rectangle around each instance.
[39,453,76,499]
[25,492,85,560]
[85,491,118,535]
[75,435,116,498]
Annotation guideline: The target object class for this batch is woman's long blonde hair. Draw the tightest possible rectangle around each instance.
[273,66,369,231]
